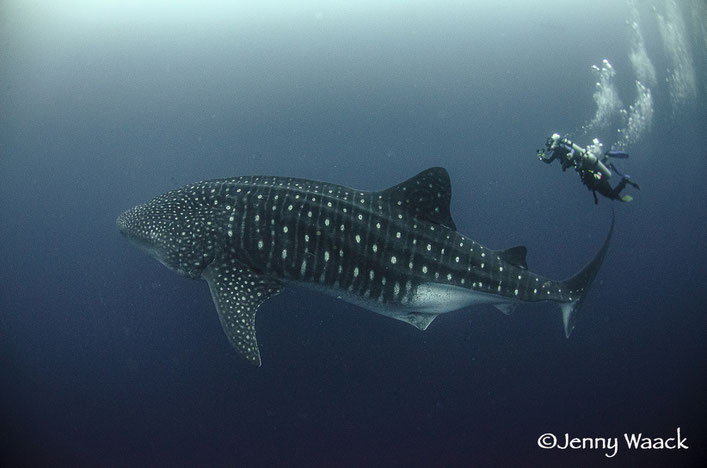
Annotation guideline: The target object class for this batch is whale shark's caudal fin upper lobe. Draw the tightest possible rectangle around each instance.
[559,211,615,337]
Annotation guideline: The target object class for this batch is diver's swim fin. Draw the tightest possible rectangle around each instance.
[606,151,629,159]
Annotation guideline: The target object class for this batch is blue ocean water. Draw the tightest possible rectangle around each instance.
[1,1,705,466]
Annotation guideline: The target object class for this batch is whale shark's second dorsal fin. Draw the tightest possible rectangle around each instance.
[498,246,528,270]
[378,167,456,230]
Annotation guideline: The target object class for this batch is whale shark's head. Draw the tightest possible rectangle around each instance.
[117,187,219,278]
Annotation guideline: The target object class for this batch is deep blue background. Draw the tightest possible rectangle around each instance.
[1,1,705,466]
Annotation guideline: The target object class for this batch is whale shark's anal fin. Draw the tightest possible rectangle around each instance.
[202,257,283,366]
[494,303,518,315]
[389,311,439,330]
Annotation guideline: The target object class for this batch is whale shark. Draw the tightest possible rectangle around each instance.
[117,167,613,366]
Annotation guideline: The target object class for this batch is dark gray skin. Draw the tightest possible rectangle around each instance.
[118,168,613,366]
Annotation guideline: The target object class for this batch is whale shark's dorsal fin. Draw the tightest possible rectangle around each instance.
[378,167,457,231]
[498,246,528,270]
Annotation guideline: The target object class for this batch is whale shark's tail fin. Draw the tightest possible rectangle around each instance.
[559,211,615,337]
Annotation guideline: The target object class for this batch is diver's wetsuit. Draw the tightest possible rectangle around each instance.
[579,169,632,204]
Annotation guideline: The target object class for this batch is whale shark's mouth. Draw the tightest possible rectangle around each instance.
[116,206,141,236]
[116,211,129,234]
[116,206,156,253]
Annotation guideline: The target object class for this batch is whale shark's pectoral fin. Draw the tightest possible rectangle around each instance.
[202,257,283,366]
[389,311,438,331]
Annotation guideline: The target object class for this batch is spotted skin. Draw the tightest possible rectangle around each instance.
[118,167,613,366]
[203,257,282,365]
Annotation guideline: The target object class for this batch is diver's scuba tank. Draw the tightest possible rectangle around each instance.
[546,133,612,179]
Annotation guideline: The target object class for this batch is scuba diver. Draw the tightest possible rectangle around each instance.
[537,133,640,204]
